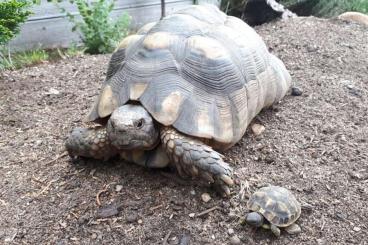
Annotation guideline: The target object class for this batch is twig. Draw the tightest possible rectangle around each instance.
[150,204,163,211]
[196,206,220,217]
[163,230,172,245]
[96,186,109,206]
[45,151,68,165]
[35,178,59,196]
[95,182,116,206]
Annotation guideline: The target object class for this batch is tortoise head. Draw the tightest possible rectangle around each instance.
[107,104,159,150]
[245,212,264,228]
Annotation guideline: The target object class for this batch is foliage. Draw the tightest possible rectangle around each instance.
[0,46,84,70]
[308,0,368,17]
[0,48,48,70]
[220,0,368,17]
[0,0,32,46]
[56,0,131,54]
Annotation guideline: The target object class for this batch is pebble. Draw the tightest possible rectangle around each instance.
[46,88,60,95]
[115,185,123,192]
[251,124,265,136]
[291,86,303,96]
[189,213,196,218]
[190,190,196,195]
[201,193,211,203]
[229,235,241,245]
[228,228,235,235]
[179,233,191,245]
[353,226,361,232]
[126,213,138,223]
[137,219,143,224]
[96,204,119,218]
[317,238,326,245]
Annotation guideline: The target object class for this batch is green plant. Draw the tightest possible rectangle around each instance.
[0,0,32,46]
[310,0,368,17]
[0,48,49,70]
[57,0,131,54]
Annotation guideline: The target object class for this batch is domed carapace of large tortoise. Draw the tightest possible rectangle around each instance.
[65,4,291,196]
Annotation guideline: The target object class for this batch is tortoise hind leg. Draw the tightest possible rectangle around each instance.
[160,127,234,196]
[65,127,118,160]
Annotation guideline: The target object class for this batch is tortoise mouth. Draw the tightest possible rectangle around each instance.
[113,139,159,151]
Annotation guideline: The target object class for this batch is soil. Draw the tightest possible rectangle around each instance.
[1,17,367,244]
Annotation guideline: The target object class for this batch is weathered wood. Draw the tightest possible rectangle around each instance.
[9,0,220,51]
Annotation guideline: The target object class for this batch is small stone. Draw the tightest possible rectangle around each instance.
[137,219,143,224]
[353,226,361,232]
[115,185,123,192]
[317,239,326,245]
[96,204,119,218]
[91,233,97,239]
[229,235,241,245]
[251,124,265,136]
[179,233,191,245]
[59,220,67,228]
[189,213,195,218]
[190,190,196,195]
[126,213,138,223]
[201,193,211,203]
[291,86,303,96]
[46,88,60,95]
[228,228,234,235]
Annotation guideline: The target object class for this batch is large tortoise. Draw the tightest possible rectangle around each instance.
[65,5,291,196]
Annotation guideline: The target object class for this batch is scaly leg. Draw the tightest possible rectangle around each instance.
[65,127,118,160]
[160,127,234,196]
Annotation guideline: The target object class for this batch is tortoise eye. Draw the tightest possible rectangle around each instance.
[135,119,144,129]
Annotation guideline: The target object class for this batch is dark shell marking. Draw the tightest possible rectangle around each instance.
[247,186,301,227]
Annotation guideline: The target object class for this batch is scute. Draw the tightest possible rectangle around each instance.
[247,186,301,227]
[86,5,291,149]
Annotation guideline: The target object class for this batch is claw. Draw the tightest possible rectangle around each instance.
[214,182,231,197]
[189,166,199,176]
[199,172,215,184]
[220,174,234,186]
[175,162,187,177]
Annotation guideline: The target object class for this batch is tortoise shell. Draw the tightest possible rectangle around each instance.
[247,186,301,227]
[86,5,291,150]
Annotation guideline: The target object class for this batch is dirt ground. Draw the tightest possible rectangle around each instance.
[1,17,367,244]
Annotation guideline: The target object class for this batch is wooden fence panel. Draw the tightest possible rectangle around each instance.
[9,0,221,51]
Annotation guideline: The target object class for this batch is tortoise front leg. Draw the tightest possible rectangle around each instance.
[161,127,234,196]
[65,127,118,160]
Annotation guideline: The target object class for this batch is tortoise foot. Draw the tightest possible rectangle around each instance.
[161,127,234,196]
[65,127,117,160]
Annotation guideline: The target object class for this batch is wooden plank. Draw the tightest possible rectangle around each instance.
[9,1,191,51]
[28,0,190,20]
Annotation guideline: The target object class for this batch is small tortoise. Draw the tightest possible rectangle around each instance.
[245,186,301,236]
[65,5,291,196]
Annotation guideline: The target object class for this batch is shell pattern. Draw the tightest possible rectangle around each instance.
[86,5,291,150]
[247,186,301,227]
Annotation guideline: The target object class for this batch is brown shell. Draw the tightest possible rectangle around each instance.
[86,5,291,150]
[247,186,301,227]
